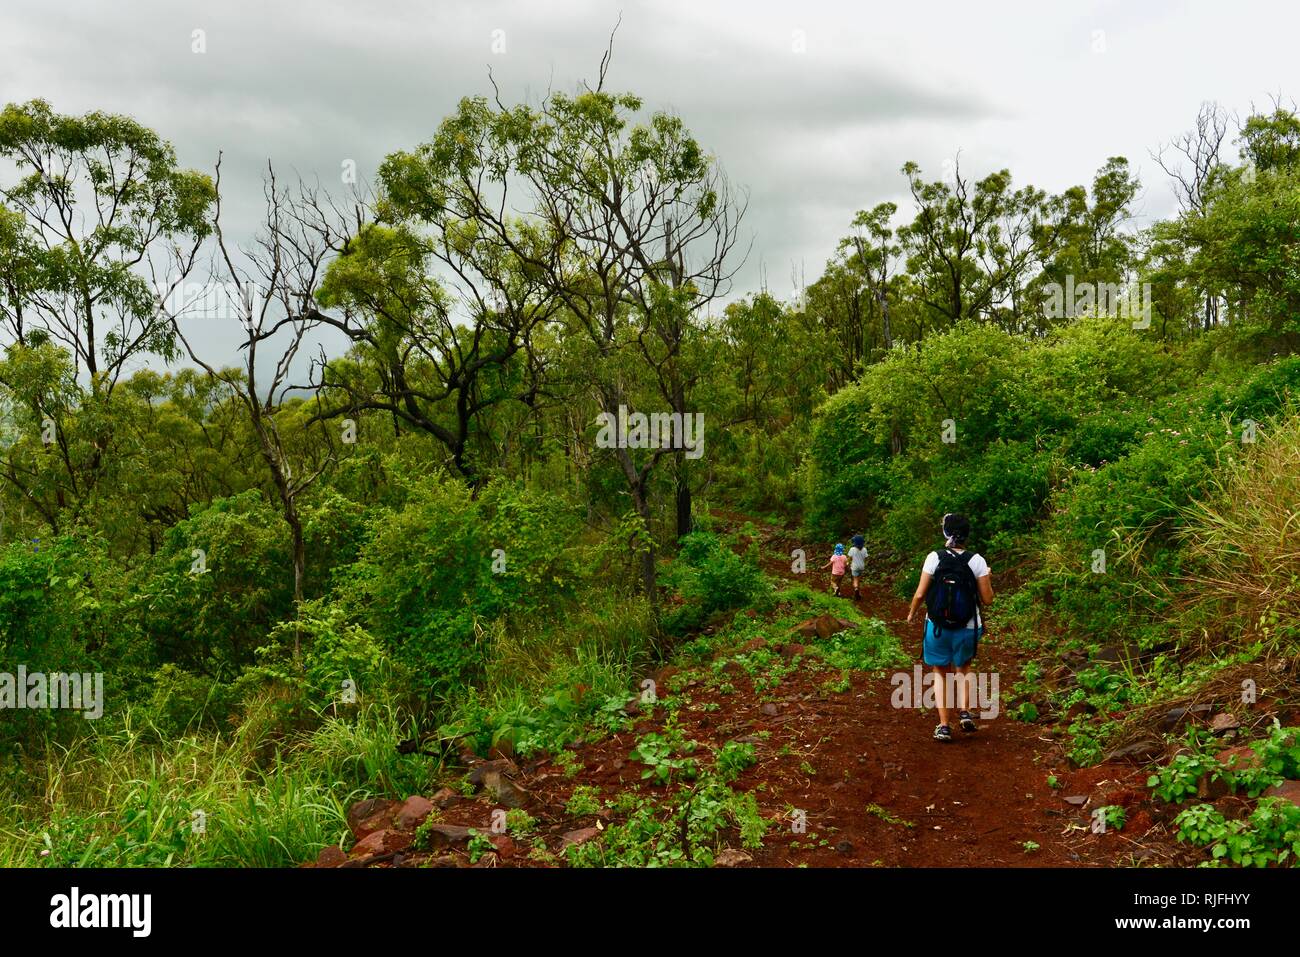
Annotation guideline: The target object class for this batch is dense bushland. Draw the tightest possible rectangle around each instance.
[3,92,1300,866]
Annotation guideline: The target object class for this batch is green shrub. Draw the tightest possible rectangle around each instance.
[132,491,293,675]
[141,664,235,739]
[660,531,767,636]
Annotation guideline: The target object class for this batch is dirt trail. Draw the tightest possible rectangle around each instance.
[690,513,1155,867]
[316,513,1175,868]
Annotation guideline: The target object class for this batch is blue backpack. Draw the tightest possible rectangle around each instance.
[925,549,979,635]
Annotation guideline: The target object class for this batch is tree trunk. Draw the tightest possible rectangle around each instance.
[675,461,693,541]
[877,285,893,351]
[290,517,305,658]
[632,481,659,616]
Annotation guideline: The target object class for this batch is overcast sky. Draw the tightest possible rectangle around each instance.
[3,0,1299,366]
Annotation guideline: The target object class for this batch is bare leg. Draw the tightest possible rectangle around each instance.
[932,665,951,728]
[955,665,972,713]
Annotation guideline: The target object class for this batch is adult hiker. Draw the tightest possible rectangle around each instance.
[904,513,994,742]
[847,534,868,600]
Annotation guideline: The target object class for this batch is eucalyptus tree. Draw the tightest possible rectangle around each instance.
[376,74,746,609]
[0,100,214,531]
[0,99,214,391]
[1034,157,1141,330]
[311,203,563,487]
[897,158,1066,333]
[806,202,903,388]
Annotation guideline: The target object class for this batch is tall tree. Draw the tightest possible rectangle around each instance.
[0,100,214,393]
[311,209,561,486]
[1153,102,1233,329]
[896,158,1063,332]
[169,160,340,652]
[0,100,214,529]
[378,75,745,607]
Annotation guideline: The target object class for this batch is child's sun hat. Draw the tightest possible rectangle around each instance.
[833,543,844,555]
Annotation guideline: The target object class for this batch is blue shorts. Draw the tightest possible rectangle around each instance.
[923,619,979,667]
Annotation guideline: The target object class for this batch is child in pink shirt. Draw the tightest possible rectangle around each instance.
[823,543,848,596]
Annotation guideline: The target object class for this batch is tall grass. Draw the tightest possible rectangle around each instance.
[0,695,429,868]
[484,591,659,692]
[0,587,659,868]
[1178,410,1300,659]
[435,591,660,757]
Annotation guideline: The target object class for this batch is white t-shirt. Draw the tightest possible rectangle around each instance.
[922,549,990,630]
[848,546,868,573]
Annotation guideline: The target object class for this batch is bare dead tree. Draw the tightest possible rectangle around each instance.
[168,156,346,655]
[1152,101,1235,329]
[1153,101,1233,215]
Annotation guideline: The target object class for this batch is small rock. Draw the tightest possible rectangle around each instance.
[1210,713,1241,734]
[347,797,398,836]
[1104,739,1163,763]
[1158,703,1214,732]
[562,826,601,847]
[489,740,516,761]
[315,845,347,868]
[761,702,779,717]
[835,840,853,854]
[431,787,462,810]
[357,807,395,837]
[1199,746,1261,798]
[653,665,680,688]
[1216,745,1262,770]
[713,848,753,867]
[1264,780,1300,807]
[1063,795,1089,806]
[394,795,434,831]
[1198,772,1234,801]
[421,824,475,848]
[482,770,529,809]
[467,758,519,787]
[739,637,767,654]
[791,614,859,640]
[1093,644,1123,664]
[351,828,410,857]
